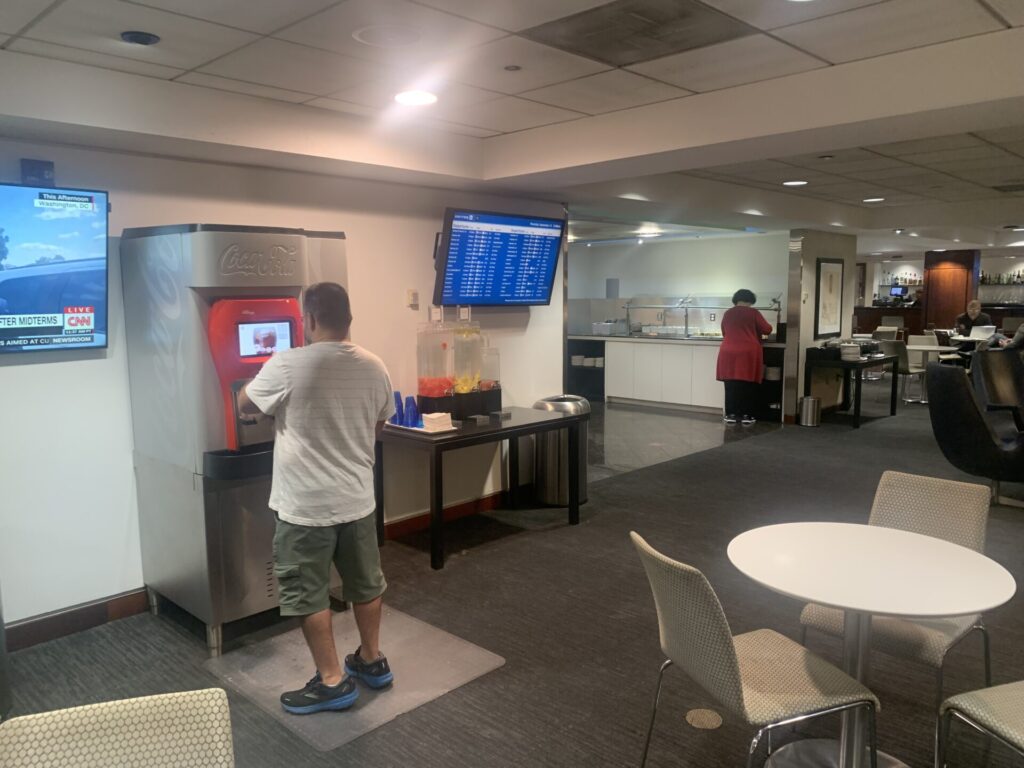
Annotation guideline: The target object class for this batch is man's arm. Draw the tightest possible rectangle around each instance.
[375,420,385,440]
[238,385,264,416]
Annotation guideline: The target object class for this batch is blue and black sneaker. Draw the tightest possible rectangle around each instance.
[280,673,359,715]
[344,647,394,689]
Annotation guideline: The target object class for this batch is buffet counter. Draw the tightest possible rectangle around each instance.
[566,336,785,419]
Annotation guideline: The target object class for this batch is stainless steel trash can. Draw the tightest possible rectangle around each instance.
[0,588,11,721]
[799,396,821,427]
[533,395,590,506]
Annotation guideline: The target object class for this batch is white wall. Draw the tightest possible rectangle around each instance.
[568,233,789,304]
[0,139,563,623]
[869,259,924,300]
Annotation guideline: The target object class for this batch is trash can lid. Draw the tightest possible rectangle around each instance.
[533,395,591,414]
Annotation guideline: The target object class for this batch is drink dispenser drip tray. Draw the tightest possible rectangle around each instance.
[203,445,274,481]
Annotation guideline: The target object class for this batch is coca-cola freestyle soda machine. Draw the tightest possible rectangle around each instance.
[121,225,347,654]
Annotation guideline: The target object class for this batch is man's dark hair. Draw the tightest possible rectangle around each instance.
[732,289,757,305]
[303,282,353,331]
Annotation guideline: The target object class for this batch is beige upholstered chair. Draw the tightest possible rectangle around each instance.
[880,339,927,402]
[800,471,992,712]
[935,681,1024,768]
[0,688,234,768]
[907,333,936,369]
[631,532,879,768]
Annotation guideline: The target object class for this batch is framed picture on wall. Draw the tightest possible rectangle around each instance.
[815,259,844,339]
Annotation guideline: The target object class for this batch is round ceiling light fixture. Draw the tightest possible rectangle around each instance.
[782,180,808,186]
[818,154,835,160]
[863,197,885,203]
[352,24,421,48]
[120,30,160,45]
[394,90,437,106]
[504,64,522,71]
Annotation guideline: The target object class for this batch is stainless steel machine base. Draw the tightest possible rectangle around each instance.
[766,738,908,768]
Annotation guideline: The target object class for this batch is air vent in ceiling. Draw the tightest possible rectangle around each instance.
[991,183,1024,193]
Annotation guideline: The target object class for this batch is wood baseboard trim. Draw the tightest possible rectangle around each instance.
[5,589,149,652]
[383,488,523,539]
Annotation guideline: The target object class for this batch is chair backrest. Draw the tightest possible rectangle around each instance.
[1002,316,1024,336]
[973,349,1024,408]
[926,362,1015,481]
[0,689,234,768]
[907,334,934,367]
[872,326,899,341]
[880,339,911,373]
[869,471,989,552]
[630,532,746,719]
[935,330,952,347]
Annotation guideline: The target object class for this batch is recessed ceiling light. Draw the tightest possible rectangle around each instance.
[586,243,592,248]
[818,154,834,160]
[830,222,843,227]
[933,248,947,252]
[894,228,905,234]
[394,90,437,106]
[863,197,885,203]
[618,193,650,201]
[954,238,961,242]
[783,180,808,186]
[120,30,160,45]
[637,238,644,245]
[1011,226,1024,232]
[741,209,765,216]
[909,232,920,237]
[871,252,883,256]
[504,65,522,71]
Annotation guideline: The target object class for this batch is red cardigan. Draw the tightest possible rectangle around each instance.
[716,305,772,383]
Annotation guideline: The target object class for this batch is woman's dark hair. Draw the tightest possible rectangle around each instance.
[732,289,757,305]
[303,282,353,331]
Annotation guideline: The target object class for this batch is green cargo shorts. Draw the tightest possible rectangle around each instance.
[272,512,387,616]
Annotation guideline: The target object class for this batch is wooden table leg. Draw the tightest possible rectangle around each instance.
[374,440,385,545]
[429,449,444,570]
[568,422,580,525]
[889,359,899,415]
[508,435,520,509]
[852,369,863,428]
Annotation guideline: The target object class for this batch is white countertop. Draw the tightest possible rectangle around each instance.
[728,522,1016,618]
[569,334,786,349]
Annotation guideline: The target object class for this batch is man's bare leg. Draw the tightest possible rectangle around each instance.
[353,596,382,660]
[299,608,343,685]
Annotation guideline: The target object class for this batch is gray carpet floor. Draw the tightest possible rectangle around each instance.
[8,383,1024,767]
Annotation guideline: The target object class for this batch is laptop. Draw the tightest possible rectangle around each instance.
[969,324,997,340]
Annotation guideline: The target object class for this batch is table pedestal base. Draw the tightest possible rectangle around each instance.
[765,738,908,768]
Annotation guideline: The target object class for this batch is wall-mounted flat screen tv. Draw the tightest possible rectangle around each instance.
[0,183,109,353]
[433,208,564,306]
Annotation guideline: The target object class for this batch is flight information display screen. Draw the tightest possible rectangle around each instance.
[237,321,293,358]
[433,209,564,306]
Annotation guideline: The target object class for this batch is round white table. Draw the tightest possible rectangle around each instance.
[728,522,1016,768]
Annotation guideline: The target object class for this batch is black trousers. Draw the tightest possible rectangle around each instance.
[723,380,761,417]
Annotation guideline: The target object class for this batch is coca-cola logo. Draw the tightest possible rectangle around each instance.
[219,244,297,277]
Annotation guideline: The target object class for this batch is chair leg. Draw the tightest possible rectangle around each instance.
[766,727,773,756]
[867,703,879,768]
[745,728,765,768]
[935,710,950,768]
[977,623,992,687]
[900,373,907,402]
[935,667,945,715]
[639,659,672,768]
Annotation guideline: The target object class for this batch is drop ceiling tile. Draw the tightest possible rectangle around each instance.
[24,0,258,69]
[422,119,501,138]
[9,37,185,77]
[628,34,824,92]
[781,147,885,168]
[922,186,1003,202]
[774,0,1003,64]
[998,141,1024,158]
[200,38,377,96]
[947,165,1024,185]
[845,166,951,184]
[985,0,1024,26]
[792,157,907,176]
[441,96,584,132]
[274,0,504,67]
[0,0,54,34]
[900,146,1014,167]
[0,35,8,45]
[520,69,690,114]
[446,35,610,94]
[330,79,500,110]
[305,97,378,118]
[412,0,617,32]
[175,72,314,102]
[868,134,988,157]
[521,0,754,67]
[128,0,339,34]
[974,126,1024,145]
[698,0,887,30]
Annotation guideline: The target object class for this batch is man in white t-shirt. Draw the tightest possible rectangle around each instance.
[239,282,396,715]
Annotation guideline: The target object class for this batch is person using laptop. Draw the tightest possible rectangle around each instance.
[955,300,992,337]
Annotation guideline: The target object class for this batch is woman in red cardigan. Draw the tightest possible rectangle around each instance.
[717,289,772,425]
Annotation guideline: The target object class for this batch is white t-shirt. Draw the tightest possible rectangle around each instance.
[246,341,395,526]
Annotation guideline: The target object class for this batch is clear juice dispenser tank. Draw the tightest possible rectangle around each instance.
[481,345,500,391]
[452,322,483,394]
[417,323,454,398]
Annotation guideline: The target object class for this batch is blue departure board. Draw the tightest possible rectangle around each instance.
[433,209,564,306]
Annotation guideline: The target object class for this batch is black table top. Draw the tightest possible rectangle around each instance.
[807,354,898,370]
[379,406,587,449]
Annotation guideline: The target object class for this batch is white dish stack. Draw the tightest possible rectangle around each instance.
[840,343,862,361]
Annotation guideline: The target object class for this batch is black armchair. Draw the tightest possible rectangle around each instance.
[926,362,1024,506]
[972,349,1024,429]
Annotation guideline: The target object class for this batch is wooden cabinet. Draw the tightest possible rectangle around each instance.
[924,250,979,328]
[604,342,634,399]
